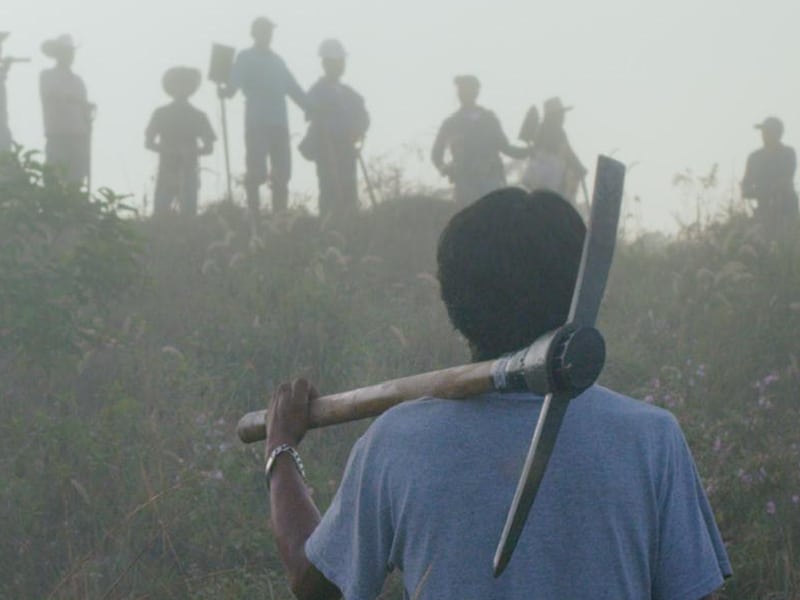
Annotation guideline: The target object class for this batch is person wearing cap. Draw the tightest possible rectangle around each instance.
[300,39,369,219]
[146,66,216,217]
[521,97,586,205]
[39,34,94,185]
[742,116,798,233]
[431,75,528,205]
[220,17,307,214]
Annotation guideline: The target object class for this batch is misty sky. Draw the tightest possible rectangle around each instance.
[3,0,799,231]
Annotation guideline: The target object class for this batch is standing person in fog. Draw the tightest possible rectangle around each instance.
[146,66,216,217]
[742,116,798,235]
[522,97,586,205]
[220,17,307,214]
[431,75,528,205]
[0,32,16,153]
[39,35,93,186]
[300,39,369,219]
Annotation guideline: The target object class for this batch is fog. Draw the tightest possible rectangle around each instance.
[4,0,799,229]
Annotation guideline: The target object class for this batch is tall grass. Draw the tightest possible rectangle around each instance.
[1,153,798,598]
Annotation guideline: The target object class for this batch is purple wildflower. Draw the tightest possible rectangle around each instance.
[766,500,776,515]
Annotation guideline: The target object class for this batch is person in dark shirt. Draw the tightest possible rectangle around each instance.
[300,39,369,219]
[742,116,798,234]
[220,17,307,214]
[431,75,528,205]
[146,66,216,216]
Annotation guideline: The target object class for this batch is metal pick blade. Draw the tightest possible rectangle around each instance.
[492,391,570,576]
[492,156,626,577]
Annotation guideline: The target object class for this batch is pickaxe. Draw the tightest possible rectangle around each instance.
[237,155,626,575]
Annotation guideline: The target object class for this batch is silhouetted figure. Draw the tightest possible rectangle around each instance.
[300,39,369,219]
[431,75,528,205]
[40,35,93,185]
[742,116,798,234]
[220,17,307,214]
[0,32,13,152]
[522,97,586,204]
[146,67,216,216]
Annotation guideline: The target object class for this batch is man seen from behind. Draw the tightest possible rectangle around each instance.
[263,188,732,599]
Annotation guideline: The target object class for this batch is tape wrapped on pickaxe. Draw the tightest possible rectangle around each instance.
[237,155,625,575]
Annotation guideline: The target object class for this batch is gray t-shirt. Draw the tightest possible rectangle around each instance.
[306,386,731,599]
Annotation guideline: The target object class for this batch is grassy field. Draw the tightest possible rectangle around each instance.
[1,155,799,598]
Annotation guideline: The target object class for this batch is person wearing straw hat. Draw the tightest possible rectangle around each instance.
[431,75,528,206]
[300,38,369,219]
[39,34,93,185]
[220,16,307,214]
[742,116,798,235]
[145,66,216,216]
[521,97,586,205]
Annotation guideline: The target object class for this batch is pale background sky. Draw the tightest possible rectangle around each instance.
[2,0,799,231]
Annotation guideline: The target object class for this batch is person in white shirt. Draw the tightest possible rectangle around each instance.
[39,35,94,186]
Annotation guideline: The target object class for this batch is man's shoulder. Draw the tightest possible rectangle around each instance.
[579,386,681,431]
[368,386,681,442]
[340,82,364,102]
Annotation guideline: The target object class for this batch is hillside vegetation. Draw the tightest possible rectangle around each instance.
[1,154,798,599]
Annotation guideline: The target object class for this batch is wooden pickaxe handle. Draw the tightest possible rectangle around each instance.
[237,360,495,443]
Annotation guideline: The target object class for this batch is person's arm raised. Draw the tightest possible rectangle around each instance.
[267,379,341,600]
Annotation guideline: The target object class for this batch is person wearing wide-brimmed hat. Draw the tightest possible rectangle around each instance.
[39,34,93,185]
[521,96,586,205]
[145,66,216,216]
[300,39,369,219]
[431,75,528,205]
[742,116,798,235]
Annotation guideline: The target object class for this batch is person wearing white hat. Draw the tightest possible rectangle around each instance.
[742,116,798,235]
[39,34,94,185]
[299,38,369,218]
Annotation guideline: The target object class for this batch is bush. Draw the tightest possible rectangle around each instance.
[0,160,798,597]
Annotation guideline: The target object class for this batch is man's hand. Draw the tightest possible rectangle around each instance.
[266,378,317,453]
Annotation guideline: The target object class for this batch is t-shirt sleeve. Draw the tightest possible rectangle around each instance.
[653,419,732,600]
[305,432,394,600]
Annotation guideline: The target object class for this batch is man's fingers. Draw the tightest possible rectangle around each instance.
[291,377,310,400]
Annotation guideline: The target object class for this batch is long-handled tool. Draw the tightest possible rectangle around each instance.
[356,145,378,208]
[208,44,236,203]
[217,87,233,203]
[237,155,626,574]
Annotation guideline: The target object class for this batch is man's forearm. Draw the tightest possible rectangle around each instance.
[269,450,340,599]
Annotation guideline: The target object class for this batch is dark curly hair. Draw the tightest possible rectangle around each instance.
[437,187,586,361]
